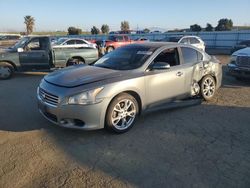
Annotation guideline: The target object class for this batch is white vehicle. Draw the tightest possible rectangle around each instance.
[168,36,206,51]
[52,38,97,49]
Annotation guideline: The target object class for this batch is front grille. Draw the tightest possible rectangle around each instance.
[237,56,250,67]
[39,88,59,106]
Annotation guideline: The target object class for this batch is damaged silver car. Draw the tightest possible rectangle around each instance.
[37,43,222,133]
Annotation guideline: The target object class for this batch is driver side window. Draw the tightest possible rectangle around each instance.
[152,48,180,67]
[25,38,40,51]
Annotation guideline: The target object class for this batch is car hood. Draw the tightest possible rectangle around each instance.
[0,48,16,53]
[233,47,250,56]
[44,65,122,88]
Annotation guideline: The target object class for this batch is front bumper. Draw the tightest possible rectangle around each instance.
[37,94,109,130]
[227,64,250,79]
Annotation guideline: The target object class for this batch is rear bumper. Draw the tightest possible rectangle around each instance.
[227,64,250,79]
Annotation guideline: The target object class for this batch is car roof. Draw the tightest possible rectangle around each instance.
[126,42,181,49]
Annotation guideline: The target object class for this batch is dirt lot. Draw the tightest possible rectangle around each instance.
[0,56,250,188]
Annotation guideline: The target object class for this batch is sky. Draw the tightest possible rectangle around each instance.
[0,0,250,32]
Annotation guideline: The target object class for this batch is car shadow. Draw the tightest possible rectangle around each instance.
[1,65,250,187]
[27,104,250,187]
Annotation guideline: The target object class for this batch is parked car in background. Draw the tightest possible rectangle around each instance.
[165,36,205,51]
[228,47,250,80]
[134,37,150,42]
[0,36,98,79]
[150,30,162,34]
[0,34,21,47]
[37,43,222,133]
[231,40,250,53]
[52,38,97,49]
[96,35,134,53]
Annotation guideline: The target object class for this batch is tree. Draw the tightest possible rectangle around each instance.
[91,26,100,35]
[215,18,233,31]
[120,21,130,33]
[143,28,150,33]
[205,23,213,31]
[24,15,35,35]
[101,24,110,34]
[190,24,202,32]
[68,27,82,35]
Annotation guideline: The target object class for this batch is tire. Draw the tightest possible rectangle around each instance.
[106,46,114,53]
[200,75,216,101]
[66,58,85,66]
[0,62,14,80]
[105,93,139,133]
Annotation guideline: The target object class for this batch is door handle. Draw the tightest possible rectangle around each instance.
[176,72,183,77]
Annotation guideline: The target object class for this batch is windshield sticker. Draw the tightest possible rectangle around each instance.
[137,51,153,55]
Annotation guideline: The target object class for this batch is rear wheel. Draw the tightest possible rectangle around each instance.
[200,75,216,101]
[0,62,14,80]
[105,93,139,133]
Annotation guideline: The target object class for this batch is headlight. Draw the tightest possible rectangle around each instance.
[68,87,104,105]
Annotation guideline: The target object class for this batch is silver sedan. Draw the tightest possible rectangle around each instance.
[37,42,222,133]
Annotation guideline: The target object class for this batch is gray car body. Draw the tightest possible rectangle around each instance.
[37,42,222,130]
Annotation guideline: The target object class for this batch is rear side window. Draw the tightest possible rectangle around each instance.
[190,37,200,44]
[75,40,87,44]
[181,47,200,64]
[66,40,75,45]
[179,38,189,44]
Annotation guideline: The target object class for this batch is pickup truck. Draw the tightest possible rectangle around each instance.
[228,47,250,80]
[0,36,99,79]
[96,35,135,53]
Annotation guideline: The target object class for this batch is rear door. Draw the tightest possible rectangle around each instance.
[180,47,204,92]
[19,37,50,69]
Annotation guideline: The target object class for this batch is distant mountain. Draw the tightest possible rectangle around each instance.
[148,27,167,33]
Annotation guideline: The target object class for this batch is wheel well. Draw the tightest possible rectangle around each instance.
[71,56,85,63]
[200,74,217,85]
[0,61,17,71]
[109,91,142,115]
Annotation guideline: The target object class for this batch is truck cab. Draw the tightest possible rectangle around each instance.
[0,36,98,79]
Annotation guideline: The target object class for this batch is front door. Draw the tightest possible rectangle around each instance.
[145,48,187,106]
[19,37,50,70]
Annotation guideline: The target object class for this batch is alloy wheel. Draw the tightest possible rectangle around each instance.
[111,99,137,131]
[202,77,215,98]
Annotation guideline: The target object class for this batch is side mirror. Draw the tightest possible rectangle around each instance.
[152,62,170,70]
[17,48,24,52]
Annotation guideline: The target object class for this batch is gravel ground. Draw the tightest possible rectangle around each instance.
[0,56,250,188]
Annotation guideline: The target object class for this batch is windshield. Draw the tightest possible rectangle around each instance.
[94,46,156,70]
[11,37,29,49]
[168,37,181,42]
[53,38,68,45]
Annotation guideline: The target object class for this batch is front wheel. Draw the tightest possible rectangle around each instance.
[200,75,216,101]
[0,62,14,80]
[105,93,139,133]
